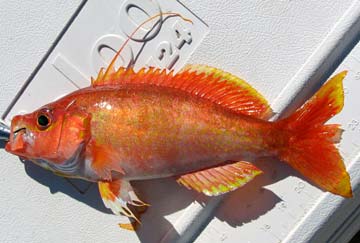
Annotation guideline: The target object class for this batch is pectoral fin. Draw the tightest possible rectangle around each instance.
[98,179,149,225]
[177,161,262,196]
[87,140,125,180]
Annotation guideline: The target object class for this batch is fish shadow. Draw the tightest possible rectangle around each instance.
[134,158,307,243]
[204,157,320,229]
[23,158,192,242]
[23,159,110,214]
[209,158,291,227]
[23,156,314,242]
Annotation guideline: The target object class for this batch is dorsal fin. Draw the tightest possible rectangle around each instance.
[181,64,273,119]
[91,64,273,119]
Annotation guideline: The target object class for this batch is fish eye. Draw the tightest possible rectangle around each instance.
[36,112,52,130]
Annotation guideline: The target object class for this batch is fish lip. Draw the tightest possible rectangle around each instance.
[5,125,27,153]
[12,127,27,140]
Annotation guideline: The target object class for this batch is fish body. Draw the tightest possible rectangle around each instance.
[36,85,277,180]
[5,64,352,223]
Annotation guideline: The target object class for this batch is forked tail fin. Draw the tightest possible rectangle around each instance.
[277,71,352,197]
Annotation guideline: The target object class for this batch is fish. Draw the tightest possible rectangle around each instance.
[5,61,352,224]
[4,9,352,227]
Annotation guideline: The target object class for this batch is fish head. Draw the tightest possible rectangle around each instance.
[5,102,91,172]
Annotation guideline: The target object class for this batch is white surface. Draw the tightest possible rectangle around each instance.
[5,0,209,119]
[0,0,84,119]
[0,0,358,242]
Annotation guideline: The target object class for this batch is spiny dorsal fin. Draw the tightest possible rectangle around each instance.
[91,64,273,119]
[92,67,115,86]
[177,161,263,196]
[181,64,273,119]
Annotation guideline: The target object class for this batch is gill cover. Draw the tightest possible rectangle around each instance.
[54,106,92,163]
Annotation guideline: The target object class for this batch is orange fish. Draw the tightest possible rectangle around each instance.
[5,61,352,224]
[3,7,352,226]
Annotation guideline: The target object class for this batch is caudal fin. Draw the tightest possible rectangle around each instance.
[277,71,352,197]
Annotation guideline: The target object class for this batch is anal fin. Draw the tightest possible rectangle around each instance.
[177,161,262,196]
[98,179,149,225]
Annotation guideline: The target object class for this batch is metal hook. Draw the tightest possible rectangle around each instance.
[0,119,10,142]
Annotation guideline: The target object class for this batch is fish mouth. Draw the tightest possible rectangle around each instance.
[13,127,27,140]
[6,126,27,153]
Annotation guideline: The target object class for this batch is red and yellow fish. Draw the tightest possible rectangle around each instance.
[5,62,352,225]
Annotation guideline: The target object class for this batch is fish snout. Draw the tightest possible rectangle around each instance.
[5,115,29,154]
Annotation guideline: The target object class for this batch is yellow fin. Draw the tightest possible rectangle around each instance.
[98,180,149,224]
[177,161,263,196]
[181,64,273,119]
[119,222,139,231]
